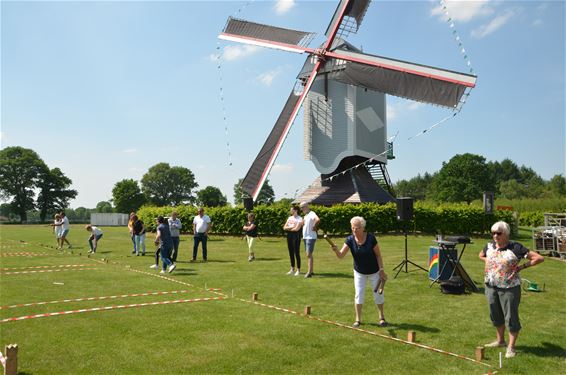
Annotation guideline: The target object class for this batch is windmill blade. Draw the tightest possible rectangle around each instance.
[325,0,372,39]
[325,49,477,108]
[219,17,316,54]
[240,60,324,201]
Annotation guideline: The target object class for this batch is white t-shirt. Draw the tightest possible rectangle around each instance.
[61,216,70,231]
[302,211,318,240]
[54,219,63,237]
[285,215,303,231]
[193,215,211,233]
[91,226,103,236]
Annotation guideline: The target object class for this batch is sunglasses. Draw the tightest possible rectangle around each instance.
[491,231,503,236]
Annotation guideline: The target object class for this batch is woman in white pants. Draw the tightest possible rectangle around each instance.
[331,216,388,328]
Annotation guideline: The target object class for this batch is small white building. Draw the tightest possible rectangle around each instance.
[91,213,129,226]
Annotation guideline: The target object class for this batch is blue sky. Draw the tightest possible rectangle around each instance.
[1,0,564,208]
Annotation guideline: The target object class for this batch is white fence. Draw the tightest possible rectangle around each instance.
[91,213,129,226]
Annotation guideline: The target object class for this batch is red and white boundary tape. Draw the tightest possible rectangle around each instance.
[238,298,492,369]
[1,297,223,323]
[1,268,98,275]
[0,290,191,310]
[0,252,51,257]
[1,264,90,271]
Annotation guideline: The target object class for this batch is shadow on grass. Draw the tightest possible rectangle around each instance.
[254,257,282,261]
[199,259,235,263]
[314,272,352,279]
[377,322,441,335]
[518,342,566,358]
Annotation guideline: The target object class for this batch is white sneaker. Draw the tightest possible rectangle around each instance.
[286,269,294,275]
[505,347,516,358]
[168,263,176,273]
[150,264,158,269]
[159,270,166,274]
[294,270,300,276]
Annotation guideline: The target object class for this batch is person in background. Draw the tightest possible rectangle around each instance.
[168,212,182,263]
[54,211,72,249]
[133,215,146,256]
[52,213,63,249]
[128,212,137,255]
[300,202,319,278]
[85,225,103,254]
[154,216,176,274]
[283,206,302,275]
[243,212,258,262]
[331,216,387,328]
[192,207,212,262]
[479,221,544,358]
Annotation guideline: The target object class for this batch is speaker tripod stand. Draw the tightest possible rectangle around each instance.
[393,229,427,278]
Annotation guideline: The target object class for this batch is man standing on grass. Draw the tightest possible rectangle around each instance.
[192,207,212,262]
[300,202,320,279]
[168,211,182,263]
[154,216,176,274]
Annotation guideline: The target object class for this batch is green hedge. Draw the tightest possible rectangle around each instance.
[137,203,515,236]
[518,211,545,227]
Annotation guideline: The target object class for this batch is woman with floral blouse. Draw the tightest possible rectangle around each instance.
[479,221,544,358]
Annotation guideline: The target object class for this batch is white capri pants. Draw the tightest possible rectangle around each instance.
[354,269,385,305]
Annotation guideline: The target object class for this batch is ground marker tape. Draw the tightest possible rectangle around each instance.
[0,290,191,310]
[238,298,491,368]
[1,264,90,271]
[1,268,98,275]
[1,297,223,323]
[0,252,51,257]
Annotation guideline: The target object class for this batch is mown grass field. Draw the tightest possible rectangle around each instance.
[0,225,564,374]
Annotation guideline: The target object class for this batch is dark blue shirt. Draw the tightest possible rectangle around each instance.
[345,233,380,275]
[157,223,173,249]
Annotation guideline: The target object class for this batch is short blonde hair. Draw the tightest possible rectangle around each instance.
[491,221,510,236]
[350,216,366,229]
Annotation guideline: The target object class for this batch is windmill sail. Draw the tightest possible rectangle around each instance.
[325,0,372,38]
[325,49,476,107]
[240,89,301,198]
[219,17,315,54]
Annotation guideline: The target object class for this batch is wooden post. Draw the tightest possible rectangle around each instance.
[252,292,258,301]
[5,344,18,375]
[304,305,311,315]
[475,346,485,361]
[407,331,416,343]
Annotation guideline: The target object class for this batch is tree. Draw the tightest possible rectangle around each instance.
[0,146,48,222]
[141,163,198,206]
[428,153,494,204]
[95,201,114,213]
[196,186,228,207]
[36,167,78,221]
[393,172,435,201]
[547,174,566,197]
[112,179,146,213]
[233,178,275,205]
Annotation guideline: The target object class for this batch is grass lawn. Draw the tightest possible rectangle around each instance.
[0,224,564,374]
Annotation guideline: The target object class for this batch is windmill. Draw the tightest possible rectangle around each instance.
[219,0,476,205]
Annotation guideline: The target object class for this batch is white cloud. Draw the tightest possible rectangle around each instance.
[211,45,260,63]
[274,0,295,15]
[122,148,137,154]
[431,0,494,23]
[532,19,543,27]
[387,100,423,120]
[386,104,398,120]
[471,9,516,39]
[257,69,281,86]
[271,163,294,174]
[407,102,423,111]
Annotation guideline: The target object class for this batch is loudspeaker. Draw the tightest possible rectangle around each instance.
[483,191,494,214]
[396,197,413,221]
[243,197,254,212]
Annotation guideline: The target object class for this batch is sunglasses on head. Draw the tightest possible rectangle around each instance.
[492,231,503,236]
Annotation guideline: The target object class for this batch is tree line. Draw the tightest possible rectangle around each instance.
[394,153,565,203]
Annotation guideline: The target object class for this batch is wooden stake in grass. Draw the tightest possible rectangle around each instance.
[475,346,485,361]
[252,292,258,301]
[5,344,18,375]
[407,331,416,343]
[304,305,311,315]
